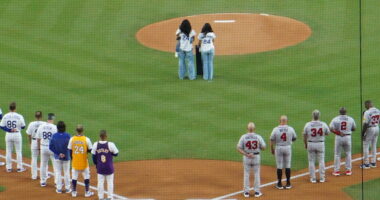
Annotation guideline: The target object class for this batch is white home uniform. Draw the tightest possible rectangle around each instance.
[36,123,57,184]
[303,121,330,181]
[92,141,119,200]
[26,120,46,179]
[329,115,356,172]
[237,133,266,194]
[198,32,216,52]
[176,29,196,52]
[0,108,4,166]
[0,112,26,170]
[363,107,380,164]
[270,125,297,169]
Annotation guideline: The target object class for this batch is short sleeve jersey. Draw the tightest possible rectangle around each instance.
[329,115,356,135]
[303,121,330,142]
[237,133,266,154]
[270,125,297,146]
[363,107,380,127]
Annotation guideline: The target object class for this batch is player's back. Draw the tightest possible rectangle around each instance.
[27,121,46,139]
[1,112,25,132]
[364,107,380,127]
[70,135,89,170]
[239,133,265,154]
[304,121,329,142]
[330,115,356,135]
[37,123,57,147]
[271,125,296,146]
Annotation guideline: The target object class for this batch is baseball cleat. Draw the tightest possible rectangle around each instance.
[31,176,37,180]
[17,168,26,173]
[332,171,340,176]
[243,192,250,198]
[285,183,292,189]
[345,170,352,176]
[310,178,317,183]
[370,163,377,168]
[275,182,284,190]
[174,52,178,58]
[6,169,12,173]
[320,178,325,183]
[40,182,47,187]
[85,191,94,197]
[71,191,77,197]
[360,164,370,169]
[56,189,62,194]
[65,188,72,193]
[254,192,263,198]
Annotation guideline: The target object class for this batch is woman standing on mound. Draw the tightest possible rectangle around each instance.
[198,23,216,81]
[176,19,196,80]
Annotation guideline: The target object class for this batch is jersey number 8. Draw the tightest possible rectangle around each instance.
[101,155,106,163]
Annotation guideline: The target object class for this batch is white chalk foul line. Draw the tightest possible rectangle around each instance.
[211,153,379,200]
[0,154,155,200]
[214,20,235,23]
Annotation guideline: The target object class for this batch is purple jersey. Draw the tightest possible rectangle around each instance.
[95,142,114,175]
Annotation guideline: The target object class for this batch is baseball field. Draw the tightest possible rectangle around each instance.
[0,0,379,199]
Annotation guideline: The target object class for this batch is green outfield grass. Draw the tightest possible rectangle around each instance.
[0,0,378,170]
[0,186,5,192]
[344,178,380,200]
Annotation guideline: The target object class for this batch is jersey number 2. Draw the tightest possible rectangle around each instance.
[245,141,258,149]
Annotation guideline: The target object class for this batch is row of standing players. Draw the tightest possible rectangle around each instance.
[236,100,380,198]
[0,102,118,200]
[175,19,216,81]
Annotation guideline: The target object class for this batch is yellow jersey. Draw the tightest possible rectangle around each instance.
[70,135,91,170]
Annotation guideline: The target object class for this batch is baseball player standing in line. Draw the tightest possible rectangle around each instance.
[270,115,297,189]
[92,130,119,200]
[198,23,216,81]
[0,102,26,172]
[303,110,330,183]
[49,121,72,194]
[361,100,380,169]
[329,107,356,176]
[36,113,58,187]
[68,124,93,197]
[26,111,45,180]
[176,19,196,80]
[0,107,4,167]
[237,122,266,198]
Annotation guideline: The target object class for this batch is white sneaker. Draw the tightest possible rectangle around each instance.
[175,52,178,58]
[243,192,249,198]
[71,191,77,197]
[17,168,26,172]
[254,192,263,198]
[310,178,317,183]
[65,188,72,193]
[320,178,325,183]
[85,191,94,197]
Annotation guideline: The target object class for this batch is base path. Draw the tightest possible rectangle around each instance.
[0,149,379,200]
[136,13,312,55]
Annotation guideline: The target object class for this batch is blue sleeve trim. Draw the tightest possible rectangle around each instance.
[0,126,12,132]
[92,154,97,165]
[0,114,2,120]
[21,126,25,129]
[112,153,118,157]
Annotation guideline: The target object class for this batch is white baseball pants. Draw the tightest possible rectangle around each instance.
[31,148,40,179]
[72,167,90,180]
[275,145,292,169]
[54,160,71,190]
[5,132,23,170]
[334,135,351,172]
[307,142,325,180]
[243,155,261,193]
[97,173,114,200]
[40,147,56,184]
[363,127,379,164]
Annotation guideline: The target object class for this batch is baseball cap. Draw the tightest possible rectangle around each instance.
[47,113,55,120]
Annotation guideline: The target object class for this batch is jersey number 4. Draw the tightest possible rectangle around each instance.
[280,133,287,141]
[245,141,258,149]
[311,128,323,137]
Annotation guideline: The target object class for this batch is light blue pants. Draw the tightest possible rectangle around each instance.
[201,49,214,80]
[178,50,196,80]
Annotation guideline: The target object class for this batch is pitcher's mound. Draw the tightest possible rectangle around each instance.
[136,13,312,55]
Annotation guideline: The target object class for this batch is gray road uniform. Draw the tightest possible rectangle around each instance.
[329,115,356,172]
[363,107,380,164]
[303,121,330,180]
[237,133,266,193]
[270,125,297,169]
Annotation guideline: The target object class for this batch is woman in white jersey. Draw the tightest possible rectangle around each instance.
[198,23,216,81]
[176,19,196,80]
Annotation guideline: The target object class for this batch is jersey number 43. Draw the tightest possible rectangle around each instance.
[245,140,258,150]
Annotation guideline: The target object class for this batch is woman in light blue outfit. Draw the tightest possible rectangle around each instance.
[198,23,216,80]
[176,19,196,80]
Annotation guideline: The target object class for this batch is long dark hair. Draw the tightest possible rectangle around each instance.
[201,23,213,35]
[179,19,191,37]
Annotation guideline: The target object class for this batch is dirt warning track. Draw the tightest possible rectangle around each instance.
[136,13,312,55]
